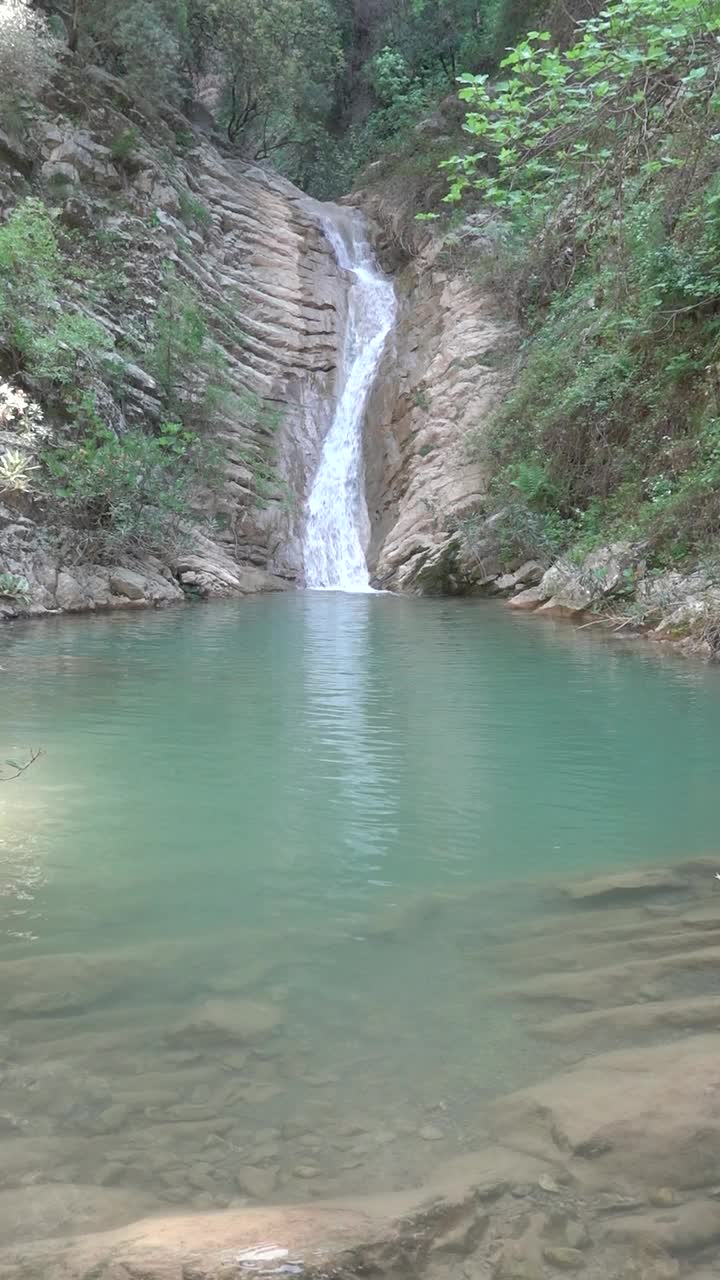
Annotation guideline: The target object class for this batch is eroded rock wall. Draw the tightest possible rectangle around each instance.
[0,61,349,617]
[344,189,516,595]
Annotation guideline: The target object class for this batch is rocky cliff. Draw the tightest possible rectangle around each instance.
[0,57,349,618]
[361,234,515,593]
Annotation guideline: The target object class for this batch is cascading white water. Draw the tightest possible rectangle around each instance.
[302,211,397,591]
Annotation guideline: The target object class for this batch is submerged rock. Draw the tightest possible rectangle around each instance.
[0,1183,153,1246]
[235,1166,278,1200]
[542,1245,585,1270]
[490,1035,720,1191]
[166,998,283,1046]
[562,868,689,904]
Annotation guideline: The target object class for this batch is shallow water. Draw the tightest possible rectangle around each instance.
[1,594,720,1230]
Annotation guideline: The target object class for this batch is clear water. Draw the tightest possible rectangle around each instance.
[1,594,720,1231]
[302,209,396,590]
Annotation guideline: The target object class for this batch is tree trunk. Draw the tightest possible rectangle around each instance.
[68,0,82,52]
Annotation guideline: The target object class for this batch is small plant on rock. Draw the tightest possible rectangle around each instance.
[0,379,49,494]
[110,127,140,165]
[0,571,30,602]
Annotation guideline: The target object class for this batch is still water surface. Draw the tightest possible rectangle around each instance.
[1,594,720,1227]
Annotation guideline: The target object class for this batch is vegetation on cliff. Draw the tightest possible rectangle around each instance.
[447,0,720,576]
[0,190,226,561]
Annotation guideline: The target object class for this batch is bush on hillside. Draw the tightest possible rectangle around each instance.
[446,0,720,568]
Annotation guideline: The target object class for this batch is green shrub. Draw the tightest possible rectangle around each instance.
[178,190,212,231]
[0,198,59,358]
[41,423,222,561]
[31,312,114,385]
[149,266,227,424]
[110,127,140,164]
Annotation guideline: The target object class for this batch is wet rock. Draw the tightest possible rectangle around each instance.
[166,998,283,1046]
[293,1164,320,1178]
[542,1246,585,1270]
[235,1166,278,1199]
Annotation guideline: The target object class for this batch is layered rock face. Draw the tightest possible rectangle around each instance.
[334,179,517,595]
[361,240,516,593]
[0,63,348,617]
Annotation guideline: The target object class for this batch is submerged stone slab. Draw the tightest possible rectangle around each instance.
[490,1035,720,1191]
[534,994,720,1042]
[562,868,689,904]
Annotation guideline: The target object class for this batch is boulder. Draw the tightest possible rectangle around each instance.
[508,585,545,610]
[535,543,639,616]
[513,560,545,587]
[55,570,100,612]
[109,568,147,601]
[493,574,518,594]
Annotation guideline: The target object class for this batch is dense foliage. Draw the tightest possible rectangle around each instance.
[443,0,720,570]
[23,0,534,193]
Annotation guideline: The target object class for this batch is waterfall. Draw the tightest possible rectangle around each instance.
[302,210,397,592]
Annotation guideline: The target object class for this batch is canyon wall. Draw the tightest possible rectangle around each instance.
[0,62,349,617]
[339,185,517,595]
